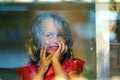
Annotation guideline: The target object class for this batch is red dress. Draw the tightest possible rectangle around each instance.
[17,58,85,80]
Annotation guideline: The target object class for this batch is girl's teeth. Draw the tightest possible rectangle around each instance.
[50,46,58,51]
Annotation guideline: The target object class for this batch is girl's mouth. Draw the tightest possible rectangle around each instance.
[49,46,59,51]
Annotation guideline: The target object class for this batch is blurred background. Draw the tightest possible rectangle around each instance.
[0,0,120,80]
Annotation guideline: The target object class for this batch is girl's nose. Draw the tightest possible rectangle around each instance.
[52,36,58,42]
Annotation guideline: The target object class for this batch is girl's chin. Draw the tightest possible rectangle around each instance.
[47,50,56,55]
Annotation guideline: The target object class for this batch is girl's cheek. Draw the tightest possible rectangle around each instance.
[59,38,65,43]
[42,39,50,46]
[41,40,46,46]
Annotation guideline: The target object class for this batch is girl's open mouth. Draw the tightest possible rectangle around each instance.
[49,46,59,51]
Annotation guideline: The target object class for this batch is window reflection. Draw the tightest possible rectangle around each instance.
[14,0,34,2]
[109,3,120,79]
[0,0,95,2]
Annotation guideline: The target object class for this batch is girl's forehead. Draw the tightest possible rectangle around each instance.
[41,18,60,27]
[41,18,64,33]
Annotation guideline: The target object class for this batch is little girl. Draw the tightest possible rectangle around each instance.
[17,11,85,80]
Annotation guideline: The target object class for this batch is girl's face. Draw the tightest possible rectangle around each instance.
[40,18,65,55]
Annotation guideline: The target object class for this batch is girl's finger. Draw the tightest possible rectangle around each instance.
[57,41,62,53]
[64,46,67,53]
[40,47,43,59]
[47,54,53,60]
[46,54,53,64]
[61,41,65,53]
[43,45,46,58]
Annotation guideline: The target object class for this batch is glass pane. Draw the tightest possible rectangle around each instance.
[0,3,96,80]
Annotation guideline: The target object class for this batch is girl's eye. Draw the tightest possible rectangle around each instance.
[57,33,63,37]
[44,33,64,38]
[45,34,53,38]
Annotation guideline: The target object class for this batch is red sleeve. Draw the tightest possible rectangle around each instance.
[62,58,85,73]
[17,64,37,80]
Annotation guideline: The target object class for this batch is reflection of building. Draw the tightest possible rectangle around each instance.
[110,43,120,76]
[109,3,120,79]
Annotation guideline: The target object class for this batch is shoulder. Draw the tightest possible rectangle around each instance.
[17,63,37,77]
[62,58,85,66]
[62,58,85,73]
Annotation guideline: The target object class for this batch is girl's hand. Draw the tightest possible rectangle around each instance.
[51,41,69,80]
[52,41,67,61]
[36,46,53,76]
